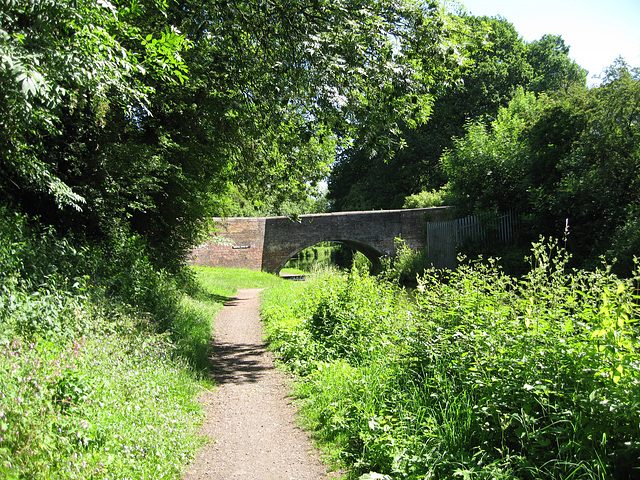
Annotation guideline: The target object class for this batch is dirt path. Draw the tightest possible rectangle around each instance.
[183,288,337,480]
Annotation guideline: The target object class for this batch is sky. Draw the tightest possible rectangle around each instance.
[456,0,640,86]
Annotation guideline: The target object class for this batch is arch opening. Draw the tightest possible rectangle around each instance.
[279,239,383,274]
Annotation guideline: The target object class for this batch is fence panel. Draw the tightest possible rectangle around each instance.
[427,220,457,269]
[427,211,519,268]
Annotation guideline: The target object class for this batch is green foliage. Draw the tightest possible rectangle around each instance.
[402,186,450,208]
[262,266,412,375]
[410,240,640,478]
[0,270,209,478]
[2,0,473,274]
[557,61,640,273]
[442,59,640,274]
[526,34,587,93]
[220,185,330,218]
[441,87,543,214]
[351,251,374,272]
[284,243,341,272]
[262,240,640,479]
[0,0,189,211]
[0,324,205,479]
[327,14,586,211]
[380,238,431,286]
[1,207,228,368]
[1,219,289,478]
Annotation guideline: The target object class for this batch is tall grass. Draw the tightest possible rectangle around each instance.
[261,240,640,479]
[0,280,207,478]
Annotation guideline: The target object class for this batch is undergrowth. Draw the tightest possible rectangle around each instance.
[261,240,640,479]
[0,209,283,478]
[0,277,207,478]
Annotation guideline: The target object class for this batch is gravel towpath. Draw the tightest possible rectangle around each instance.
[183,288,337,480]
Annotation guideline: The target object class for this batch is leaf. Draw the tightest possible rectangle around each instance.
[368,417,378,430]
[2,54,14,69]
[97,0,118,17]
[359,473,393,480]
[21,76,37,96]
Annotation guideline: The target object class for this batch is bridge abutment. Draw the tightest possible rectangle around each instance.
[188,217,266,271]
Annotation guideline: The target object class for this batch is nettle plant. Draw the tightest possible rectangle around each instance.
[412,238,640,478]
[262,239,639,478]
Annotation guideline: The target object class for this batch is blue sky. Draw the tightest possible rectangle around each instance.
[456,0,640,86]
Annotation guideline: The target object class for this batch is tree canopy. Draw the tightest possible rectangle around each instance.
[327,14,587,211]
[1,0,466,270]
[2,1,636,276]
[442,59,640,274]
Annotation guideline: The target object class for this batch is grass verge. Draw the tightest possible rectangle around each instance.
[0,289,206,479]
[0,266,281,479]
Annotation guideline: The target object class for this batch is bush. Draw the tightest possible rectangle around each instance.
[380,238,430,287]
[262,239,640,479]
[411,240,640,478]
[402,187,450,209]
[262,266,412,372]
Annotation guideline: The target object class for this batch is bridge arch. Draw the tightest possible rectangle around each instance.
[188,207,454,273]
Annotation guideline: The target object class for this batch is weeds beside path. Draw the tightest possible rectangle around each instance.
[183,288,337,480]
[261,245,640,479]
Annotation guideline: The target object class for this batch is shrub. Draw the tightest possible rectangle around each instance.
[380,238,430,287]
[402,187,451,209]
[408,239,640,478]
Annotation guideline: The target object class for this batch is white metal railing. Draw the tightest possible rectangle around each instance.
[427,211,519,268]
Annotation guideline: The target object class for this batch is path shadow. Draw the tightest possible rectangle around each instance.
[205,292,273,385]
[192,290,233,305]
[222,296,252,307]
[207,342,271,384]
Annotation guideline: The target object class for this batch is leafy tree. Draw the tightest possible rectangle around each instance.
[555,60,640,271]
[141,0,467,263]
[217,184,329,218]
[1,0,467,272]
[0,0,196,274]
[441,59,640,274]
[441,87,544,214]
[327,14,586,211]
[0,0,189,210]
[526,34,587,93]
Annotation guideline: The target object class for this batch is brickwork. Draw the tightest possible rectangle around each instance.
[188,207,452,273]
[188,217,266,271]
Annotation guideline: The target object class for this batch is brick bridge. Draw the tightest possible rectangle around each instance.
[188,207,455,274]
